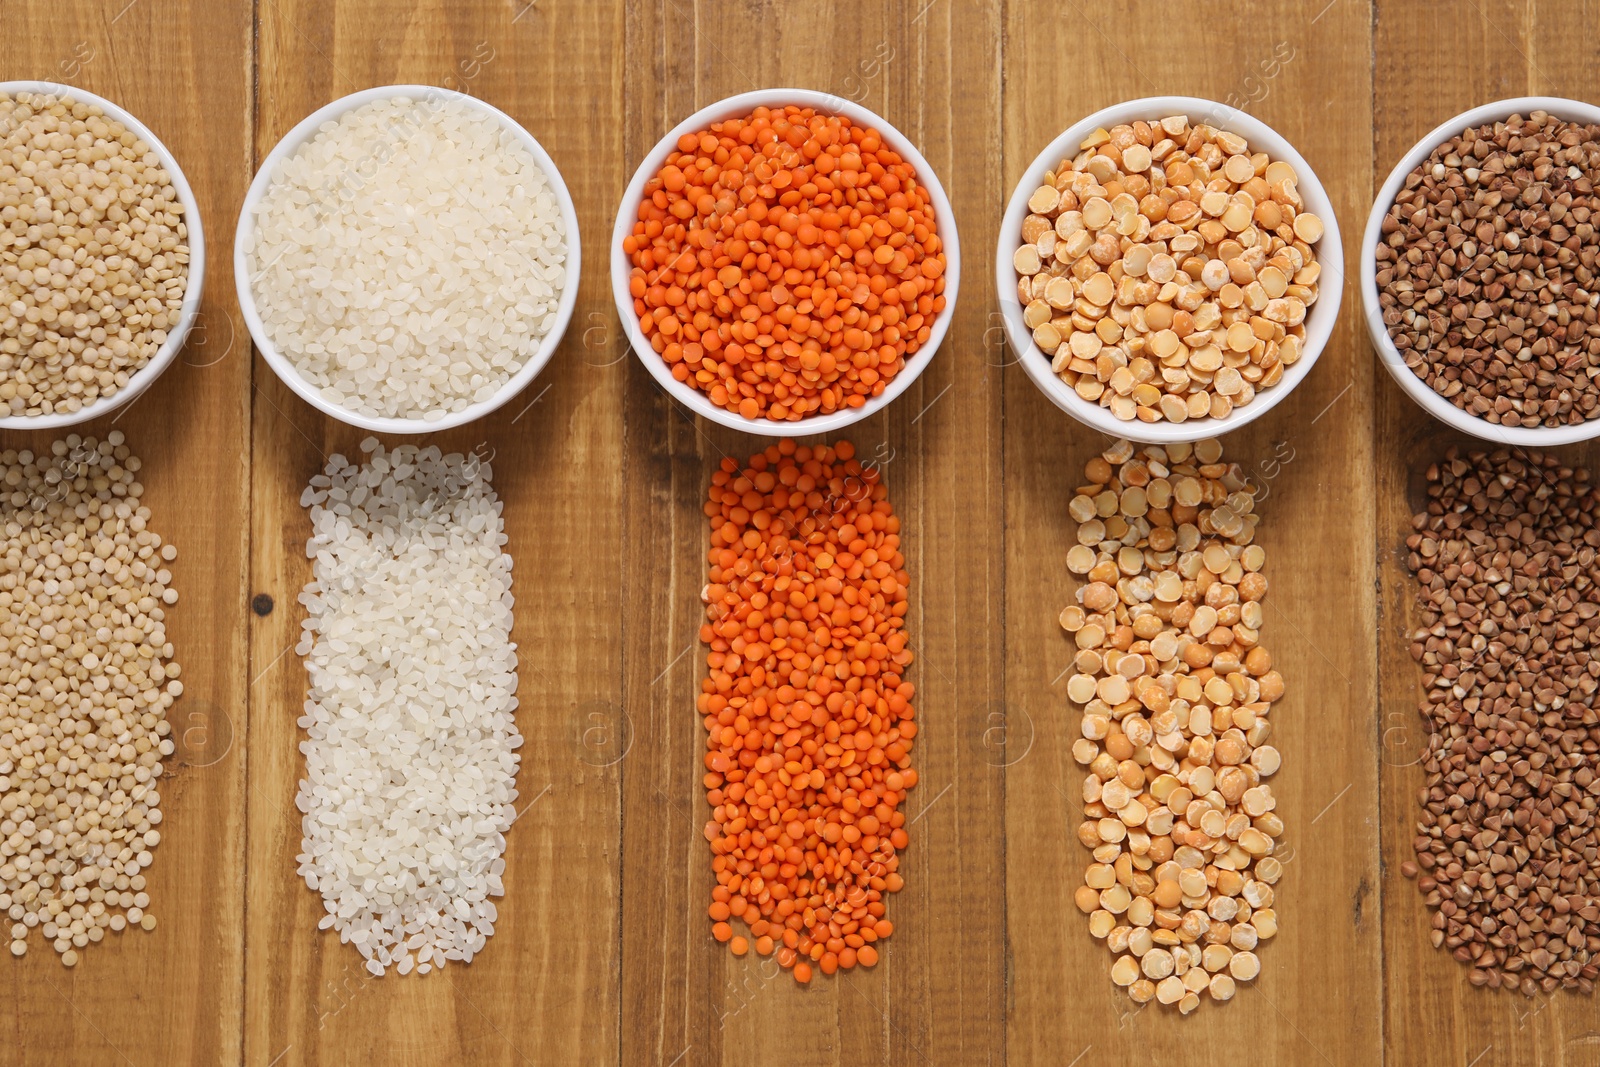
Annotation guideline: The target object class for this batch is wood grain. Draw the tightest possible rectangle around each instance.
[6,1,1600,1064]
[1001,2,1384,1064]
[618,4,1005,1065]
[1375,3,1600,1066]
[244,2,624,1066]
[0,1,253,1064]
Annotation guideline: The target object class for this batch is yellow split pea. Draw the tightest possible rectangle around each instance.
[1061,438,1286,1014]
[1014,116,1324,424]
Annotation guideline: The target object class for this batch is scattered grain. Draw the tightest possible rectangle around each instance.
[1402,447,1600,994]
[700,440,916,981]
[0,432,177,966]
[1062,438,1284,1010]
[296,439,520,976]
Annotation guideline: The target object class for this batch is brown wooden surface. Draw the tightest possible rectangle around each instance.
[1002,2,1386,1063]
[2,0,1600,1064]
[1375,4,1600,1067]
[0,2,254,1065]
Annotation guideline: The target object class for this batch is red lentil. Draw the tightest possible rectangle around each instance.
[700,439,917,982]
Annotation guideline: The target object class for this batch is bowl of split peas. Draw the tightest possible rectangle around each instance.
[612,88,959,435]
[997,96,1343,443]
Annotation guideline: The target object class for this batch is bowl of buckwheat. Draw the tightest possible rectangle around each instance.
[1364,97,1600,446]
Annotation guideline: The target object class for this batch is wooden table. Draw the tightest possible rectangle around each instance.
[1,0,1597,1063]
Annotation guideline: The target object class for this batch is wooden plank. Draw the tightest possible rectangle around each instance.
[1000,2,1384,1064]
[617,3,1006,1065]
[243,2,625,1065]
[18,3,1600,1064]
[1374,2,1600,1065]
[0,0,254,1064]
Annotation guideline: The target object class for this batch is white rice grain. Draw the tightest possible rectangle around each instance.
[295,438,520,975]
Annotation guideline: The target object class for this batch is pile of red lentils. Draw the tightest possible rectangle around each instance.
[699,440,916,981]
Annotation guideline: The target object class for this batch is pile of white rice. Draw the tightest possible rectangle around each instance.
[295,439,521,976]
[245,95,568,421]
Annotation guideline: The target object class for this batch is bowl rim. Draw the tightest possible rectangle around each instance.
[1361,95,1600,447]
[0,80,206,430]
[995,94,1344,444]
[609,87,961,438]
[234,83,582,435]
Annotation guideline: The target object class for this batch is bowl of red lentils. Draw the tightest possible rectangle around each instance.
[612,89,958,435]
[998,96,1341,443]
[1363,96,1600,447]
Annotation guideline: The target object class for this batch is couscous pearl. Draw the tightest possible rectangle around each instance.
[0,94,190,417]
[0,432,176,966]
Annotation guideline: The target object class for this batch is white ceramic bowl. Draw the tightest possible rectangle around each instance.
[611,88,960,437]
[997,96,1344,444]
[235,85,581,434]
[1363,96,1600,447]
[0,81,205,429]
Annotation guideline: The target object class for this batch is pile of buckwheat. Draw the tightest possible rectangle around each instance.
[1062,438,1285,1013]
[0,432,178,966]
[1376,111,1600,429]
[1400,447,1600,994]
[0,91,190,416]
[1014,116,1324,424]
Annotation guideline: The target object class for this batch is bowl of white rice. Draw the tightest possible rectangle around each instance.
[236,85,579,432]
